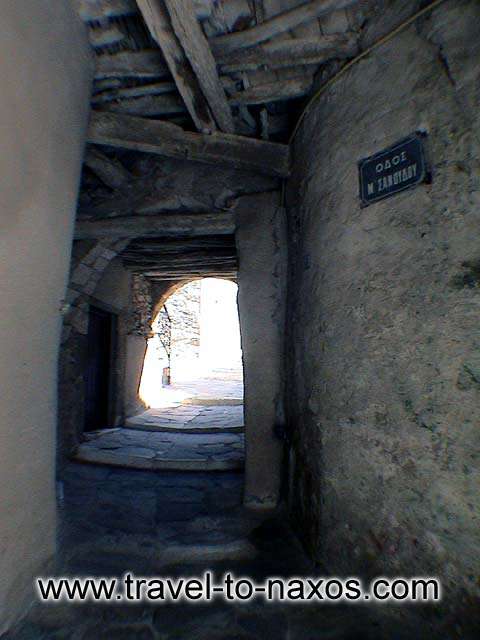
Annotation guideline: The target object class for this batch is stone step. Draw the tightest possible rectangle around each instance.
[181,397,243,406]
[125,421,244,434]
[74,447,244,471]
[64,537,257,574]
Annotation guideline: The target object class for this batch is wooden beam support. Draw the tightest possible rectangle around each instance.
[74,212,236,239]
[163,0,234,133]
[76,0,137,21]
[123,248,237,261]
[136,0,217,133]
[210,0,358,55]
[93,78,124,93]
[253,0,265,25]
[125,236,236,251]
[229,75,313,106]
[95,51,170,79]
[217,34,358,73]
[126,258,238,272]
[146,266,237,276]
[88,24,126,48]
[84,148,131,189]
[94,94,186,116]
[92,75,312,113]
[87,111,290,178]
[147,273,237,281]
[92,81,177,104]
[124,254,238,265]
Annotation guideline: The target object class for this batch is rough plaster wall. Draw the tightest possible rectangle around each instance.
[0,0,93,631]
[286,0,480,631]
[236,193,287,508]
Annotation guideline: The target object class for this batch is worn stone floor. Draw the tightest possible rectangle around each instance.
[126,405,244,433]
[75,428,245,471]
[5,463,404,640]
[146,377,243,409]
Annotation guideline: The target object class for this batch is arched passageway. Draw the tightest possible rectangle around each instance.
[74,275,246,473]
[4,2,480,637]
[139,278,243,410]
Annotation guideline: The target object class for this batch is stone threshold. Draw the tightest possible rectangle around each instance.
[74,448,244,471]
[181,397,243,406]
[125,421,244,434]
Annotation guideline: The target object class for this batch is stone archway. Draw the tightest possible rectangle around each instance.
[58,193,287,512]
[139,277,243,410]
[57,239,128,463]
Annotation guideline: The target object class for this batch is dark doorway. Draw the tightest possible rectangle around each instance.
[84,305,116,432]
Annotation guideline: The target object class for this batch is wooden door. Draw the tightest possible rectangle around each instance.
[84,306,115,432]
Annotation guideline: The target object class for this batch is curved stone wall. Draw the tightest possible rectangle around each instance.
[286,0,480,629]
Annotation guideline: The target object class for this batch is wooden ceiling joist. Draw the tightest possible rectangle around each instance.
[91,81,177,104]
[94,94,186,116]
[229,76,313,106]
[88,24,126,48]
[163,0,234,133]
[84,148,131,189]
[210,0,358,55]
[136,0,217,133]
[147,272,237,281]
[217,34,358,73]
[75,212,236,239]
[126,258,238,273]
[76,0,138,22]
[95,50,170,79]
[87,112,290,178]
[124,236,236,252]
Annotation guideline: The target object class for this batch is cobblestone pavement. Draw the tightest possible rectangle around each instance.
[5,464,403,640]
[126,405,244,433]
[75,428,245,471]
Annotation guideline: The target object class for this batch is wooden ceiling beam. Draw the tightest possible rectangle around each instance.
[74,212,236,239]
[210,0,358,55]
[91,81,177,104]
[124,252,238,265]
[146,270,237,280]
[229,75,313,106]
[95,51,170,79]
[87,112,290,178]
[76,0,137,22]
[136,0,217,133]
[217,34,358,73]
[124,240,237,253]
[84,148,131,189]
[88,24,126,48]
[94,94,186,116]
[163,0,234,133]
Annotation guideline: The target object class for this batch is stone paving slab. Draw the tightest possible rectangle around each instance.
[7,462,393,640]
[76,428,245,471]
[166,377,243,401]
[147,377,244,410]
[126,404,244,433]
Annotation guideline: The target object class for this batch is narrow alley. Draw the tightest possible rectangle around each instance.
[1,1,479,638]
